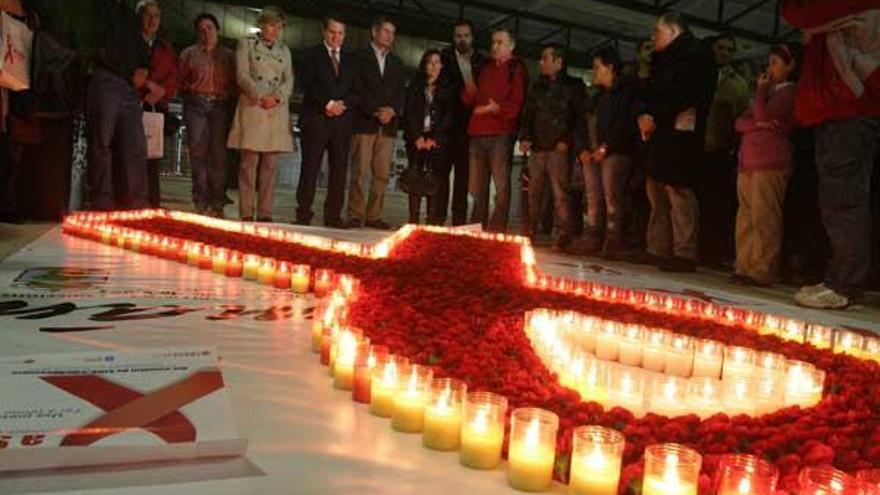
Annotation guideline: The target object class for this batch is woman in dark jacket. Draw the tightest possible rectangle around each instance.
[403,49,454,224]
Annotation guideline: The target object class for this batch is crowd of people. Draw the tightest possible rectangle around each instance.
[0,1,878,310]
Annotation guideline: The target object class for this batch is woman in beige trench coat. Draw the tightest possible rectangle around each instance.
[227,6,294,222]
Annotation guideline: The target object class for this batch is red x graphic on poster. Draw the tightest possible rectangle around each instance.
[41,369,224,446]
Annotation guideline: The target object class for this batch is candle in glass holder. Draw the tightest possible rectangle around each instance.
[780,320,807,343]
[225,251,243,277]
[197,245,213,270]
[187,242,203,266]
[320,325,339,365]
[352,345,389,403]
[291,264,311,294]
[257,258,277,285]
[607,366,645,417]
[722,376,756,417]
[569,425,625,495]
[422,378,466,451]
[333,335,366,390]
[806,325,834,350]
[723,346,756,379]
[243,254,261,280]
[716,454,779,495]
[460,391,507,470]
[649,376,688,418]
[798,466,858,495]
[686,377,722,419]
[273,261,293,289]
[313,268,336,297]
[507,407,559,492]
[212,248,228,274]
[692,339,723,379]
[391,364,433,433]
[595,321,620,362]
[665,335,694,377]
[642,443,702,495]
[578,357,609,405]
[754,374,784,415]
[618,325,644,367]
[834,330,864,357]
[643,329,670,372]
[784,360,824,408]
[370,357,405,417]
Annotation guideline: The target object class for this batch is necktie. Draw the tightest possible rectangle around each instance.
[331,49,340,77]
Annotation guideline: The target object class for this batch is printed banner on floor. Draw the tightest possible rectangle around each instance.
[0,347,247,472]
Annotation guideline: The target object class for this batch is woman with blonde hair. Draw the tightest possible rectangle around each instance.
[227,6,294,222]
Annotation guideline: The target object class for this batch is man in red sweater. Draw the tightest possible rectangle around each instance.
[783,0,880,309]
[462,28,526,232]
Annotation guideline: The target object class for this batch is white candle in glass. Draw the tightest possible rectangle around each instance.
[665,335,695,377]
[595,321,620,362]
[722,376,756,417]
[618,325,644,367]
[692,339,723,379]
[723,346,756,379]
[643,329,670,372]
[649,375,688,418]
[686,377,722,419]
[607,366,645,417]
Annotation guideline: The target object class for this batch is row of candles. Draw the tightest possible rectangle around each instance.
[314,288,877,494]
[526,310,825,417]
[60,211,880,494]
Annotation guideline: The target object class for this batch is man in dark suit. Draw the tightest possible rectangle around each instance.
[345,16,405,230]
[439,20,486,226]
[295,17,357,228]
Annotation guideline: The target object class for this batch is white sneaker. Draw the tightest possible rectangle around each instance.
[794,284,852,310]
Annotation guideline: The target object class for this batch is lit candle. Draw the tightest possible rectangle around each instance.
[313,268,336,298]
[595,321,620,362]
[257,258,277,285]
[328,327,362,375]
[856,469,880,495]
[716,454,779,495]
[212,248,228,274]
[642,444,701,495]
[648,376,688,418]
[692,339,723,379]
[833,330,864,358]
[756,352,786,380]
[569,426,625,495]
[779,320,807,343]
[806,325,833,350]
[607,366,645,417]
[618,325,644,367]
[665,335,694,377]
[225,251,243,277]
[273,261,292,289]
[353,345,389,403]
[243,254,261,280]
[722,346,756,379]
[784,360,824,408]
[391,364,433,433]
[722,376,756,417]
[507,407,558,492]
[685,377,722,419]
[333,336,366,390]
[754,374,784,415]
[320,325,339,365]
[197,245,213,270]
[460,392,507,470]
[291,264,311,294]
[643,329,670,372]
[864,338,880,364]
[798,466,858,495]
[577,357,609,405]
[422,378,466,451]
[370,355,405,418]
[187,242,203,266]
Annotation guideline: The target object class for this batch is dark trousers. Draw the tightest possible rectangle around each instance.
[183,96,232,211]
[85,69,148,210]
[0,137,23,221]
[433,133,470,225]
[698,151,738,266]
[296,118,351,223]
[469,135,513,231]
[816,117,879,297]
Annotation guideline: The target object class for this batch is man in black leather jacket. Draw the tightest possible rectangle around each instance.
[519,43,586,248]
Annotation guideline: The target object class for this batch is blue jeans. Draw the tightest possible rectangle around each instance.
[183,96,232,210]
[816,117,879,297]
[584,154,633,241]
[85,69,148,210]
[468,135,512,231]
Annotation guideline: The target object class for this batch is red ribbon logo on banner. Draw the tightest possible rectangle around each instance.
[41,369,224,446]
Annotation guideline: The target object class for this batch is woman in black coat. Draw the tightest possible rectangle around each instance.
[402,49,454,224]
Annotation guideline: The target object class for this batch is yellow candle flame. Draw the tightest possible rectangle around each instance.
[471,406,490,433]
[382,361,398,386]
[586,441,608,468]
[524,418,541,449]
[663,453,681,484]
[737,478,751,494]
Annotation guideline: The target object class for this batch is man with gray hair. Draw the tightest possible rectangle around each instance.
[461,27,527,232]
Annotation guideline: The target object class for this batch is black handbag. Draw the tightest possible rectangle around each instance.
[400,150,440,196]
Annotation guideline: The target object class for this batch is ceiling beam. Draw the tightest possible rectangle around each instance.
[723,0,774,26]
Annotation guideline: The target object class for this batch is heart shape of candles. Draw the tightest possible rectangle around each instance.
[525,309,826,417]
[61,209,880,492]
